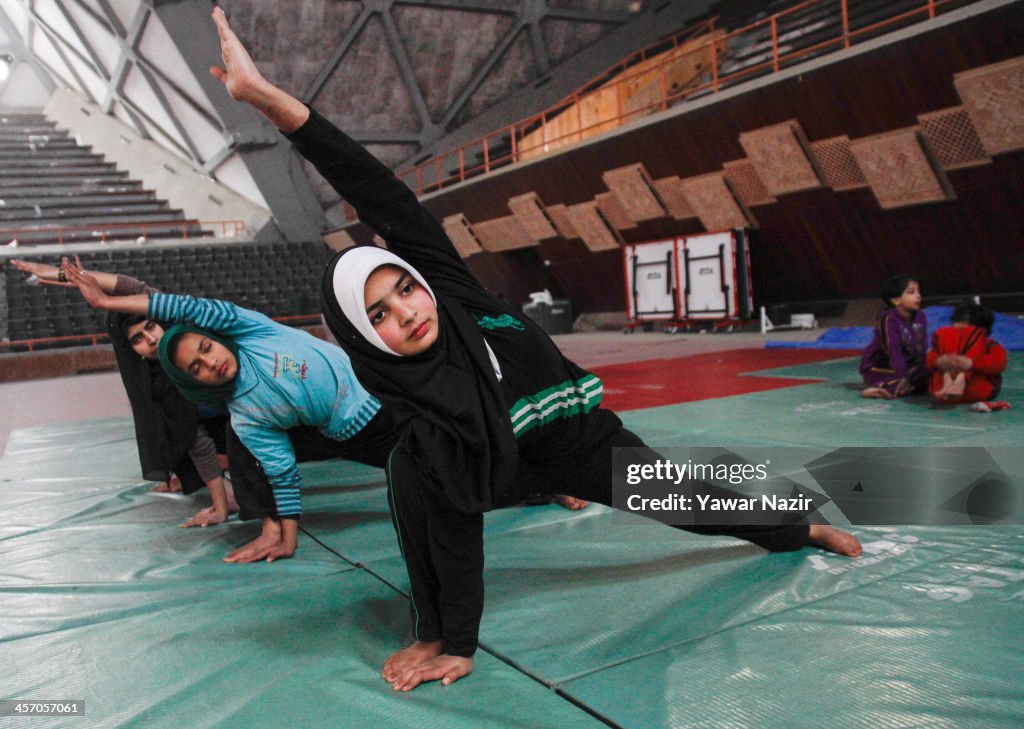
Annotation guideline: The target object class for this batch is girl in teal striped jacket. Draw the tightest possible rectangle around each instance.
[60,271,396,564]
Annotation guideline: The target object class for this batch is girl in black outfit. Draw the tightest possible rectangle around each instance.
[210,7,862,692]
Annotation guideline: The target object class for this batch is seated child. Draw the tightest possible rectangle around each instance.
[928,302,1009,409]
[860,275,929,398]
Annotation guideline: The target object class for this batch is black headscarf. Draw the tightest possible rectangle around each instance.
[320,246,517,513]
[106,311,205,492]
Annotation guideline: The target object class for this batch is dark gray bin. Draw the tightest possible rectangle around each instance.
[522,299,574,335]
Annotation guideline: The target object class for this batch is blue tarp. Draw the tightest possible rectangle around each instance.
[767,306,1024,350]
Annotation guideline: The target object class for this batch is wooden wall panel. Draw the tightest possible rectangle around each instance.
[508,192,558,241]
[441,214,483,257]
[372,4,1024,309]
[849,128,955,209]
[918,107,991,170]
[738,121,822,195]
[602,163,667,221]
[680,172,750,230]
[652,176,697,219]
[473,216,537,252]
[810,136,869,191]
[545,204,579,239]
[567,202,622,251]
[954,56,1024,155]
[723,159,776,207]
[595,192,637,231]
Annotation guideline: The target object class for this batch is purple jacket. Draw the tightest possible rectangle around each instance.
[859,308,928,379]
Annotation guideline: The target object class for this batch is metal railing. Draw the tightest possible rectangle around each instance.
[0,312,323,353]
[1,219,248,246]
[391,0,956,201]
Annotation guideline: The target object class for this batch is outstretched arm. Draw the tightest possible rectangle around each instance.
[11,256,121,293]
[62,258,149,314]
[222,422,303,563]
[210,8,470,286]
[209,7,308,133]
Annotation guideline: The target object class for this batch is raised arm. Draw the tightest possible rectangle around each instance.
[12,256,121,293]
[64,260,248,335]
[63,259,149,314]
[209,7,308,133]
[286,111,468,277]
[210,8,470,285]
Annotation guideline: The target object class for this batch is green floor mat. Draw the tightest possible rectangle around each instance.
[621,385,1021,448]
[355,514,1016,686]
[621,352,1024,449]
[3,389,1022,728]
[0,568,607,729]
[562,529,1024,729]
[0,518,353,590]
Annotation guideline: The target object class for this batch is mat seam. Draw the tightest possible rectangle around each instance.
[301,528,623,727]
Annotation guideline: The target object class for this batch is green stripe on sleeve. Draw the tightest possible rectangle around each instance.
[509,375,603,437]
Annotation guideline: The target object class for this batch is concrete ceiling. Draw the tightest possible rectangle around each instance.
[0,0,719,232]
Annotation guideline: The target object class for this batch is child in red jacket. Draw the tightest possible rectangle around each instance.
[928,303,1009,411]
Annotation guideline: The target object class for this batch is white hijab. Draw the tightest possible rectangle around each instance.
[330,246,436,356]
[330,245,502,379]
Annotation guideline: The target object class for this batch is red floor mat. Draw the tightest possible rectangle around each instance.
[593,348,858,411]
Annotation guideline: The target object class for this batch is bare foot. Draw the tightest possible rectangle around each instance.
[223,478,240,514]
[861,387,891,399]
[151,475,183,493]
[382,640,442,684]
[553,494,589,511]
[181,506,229,528]
[808,524,862,557]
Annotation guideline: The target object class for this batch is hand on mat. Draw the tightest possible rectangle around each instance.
[209,7,266,103]
[181,505,230,528]
[894,377,912,397]
[389,654,474,692]
[223,533,288,563]
[224,517,296,563]
[807,524,862,558]
[62,257,109,309]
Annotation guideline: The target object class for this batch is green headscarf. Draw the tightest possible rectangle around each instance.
[158,324,241,405]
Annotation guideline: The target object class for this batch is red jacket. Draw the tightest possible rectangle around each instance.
[928,325,1007,403]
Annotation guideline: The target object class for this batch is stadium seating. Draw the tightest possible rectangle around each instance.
[0,113,205,247]
[3,240,332,348]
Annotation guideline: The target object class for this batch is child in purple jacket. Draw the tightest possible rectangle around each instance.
[860,275,930,399]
